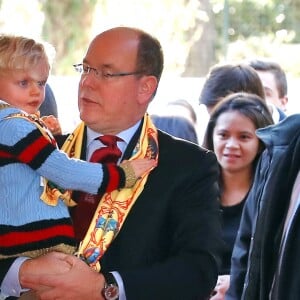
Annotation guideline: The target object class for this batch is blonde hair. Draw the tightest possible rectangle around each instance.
[0,35,54,73]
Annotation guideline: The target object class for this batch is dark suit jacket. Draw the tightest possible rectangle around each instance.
[0,127,223,300]
[96,128,223,300]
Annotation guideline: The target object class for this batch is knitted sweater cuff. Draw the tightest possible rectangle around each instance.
[98,164,126,195]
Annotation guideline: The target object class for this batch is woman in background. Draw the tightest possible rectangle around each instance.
[202,92,274,299]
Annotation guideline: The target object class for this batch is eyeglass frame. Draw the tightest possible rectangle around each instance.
[73,63,144,80]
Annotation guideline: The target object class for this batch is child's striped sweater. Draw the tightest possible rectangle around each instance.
[0,104,125,260]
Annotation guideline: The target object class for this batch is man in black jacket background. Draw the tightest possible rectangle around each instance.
[227,114,300,299]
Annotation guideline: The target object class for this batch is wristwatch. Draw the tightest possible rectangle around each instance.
[102,272,119,300]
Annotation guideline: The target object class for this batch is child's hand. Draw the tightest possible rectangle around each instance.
[120,158,157,187]
[129,158,157,178]
[41,115,62,136]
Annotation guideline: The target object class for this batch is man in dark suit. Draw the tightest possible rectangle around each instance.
[3,26,223,300]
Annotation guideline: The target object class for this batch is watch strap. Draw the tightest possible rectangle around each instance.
[102,272,119,300]
[103,272,118,286]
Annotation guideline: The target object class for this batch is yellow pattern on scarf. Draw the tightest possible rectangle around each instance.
[42,114,158,271]
[78,114,158,271]
[40,122,85,206]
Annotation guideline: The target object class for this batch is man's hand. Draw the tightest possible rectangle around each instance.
[20,252,71,280]
[19,252,72,294]
[20,252,105,300]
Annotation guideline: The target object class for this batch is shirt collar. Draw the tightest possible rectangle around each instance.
[86,120,141,152]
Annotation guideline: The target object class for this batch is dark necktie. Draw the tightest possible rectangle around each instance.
[71,135,123,242]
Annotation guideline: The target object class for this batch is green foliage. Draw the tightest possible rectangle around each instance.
[209,0,300,76]
[1,0,299,75]
[91,0,205,76]
[212,0,298,42]
[41,0,97,74]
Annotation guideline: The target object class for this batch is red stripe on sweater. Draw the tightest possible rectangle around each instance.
[0,150,14,159]
[0,224,74,247]
[106,165,120,192]
[18,135,50,163]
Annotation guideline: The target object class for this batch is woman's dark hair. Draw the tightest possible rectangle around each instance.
[199,63,265,110]
[202,92,274,153]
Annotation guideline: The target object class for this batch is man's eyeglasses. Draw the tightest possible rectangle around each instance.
[73,63,143,80]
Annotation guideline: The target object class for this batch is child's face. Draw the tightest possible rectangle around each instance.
[0,60,49,114]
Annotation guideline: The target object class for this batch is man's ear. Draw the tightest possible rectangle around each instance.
[138,76,158,104]
[280,95,288,111]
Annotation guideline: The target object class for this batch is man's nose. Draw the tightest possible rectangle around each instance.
[80,72,97,88]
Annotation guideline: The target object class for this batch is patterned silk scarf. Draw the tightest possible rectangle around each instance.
[40,122,85,206]
[47,114,158,270]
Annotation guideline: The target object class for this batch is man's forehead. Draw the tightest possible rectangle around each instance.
[85,36,138,68]
[90,33,138,52]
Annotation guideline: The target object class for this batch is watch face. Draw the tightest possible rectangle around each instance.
[104,284,119,300]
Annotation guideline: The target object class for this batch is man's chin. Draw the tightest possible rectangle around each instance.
[80,111,98,126]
